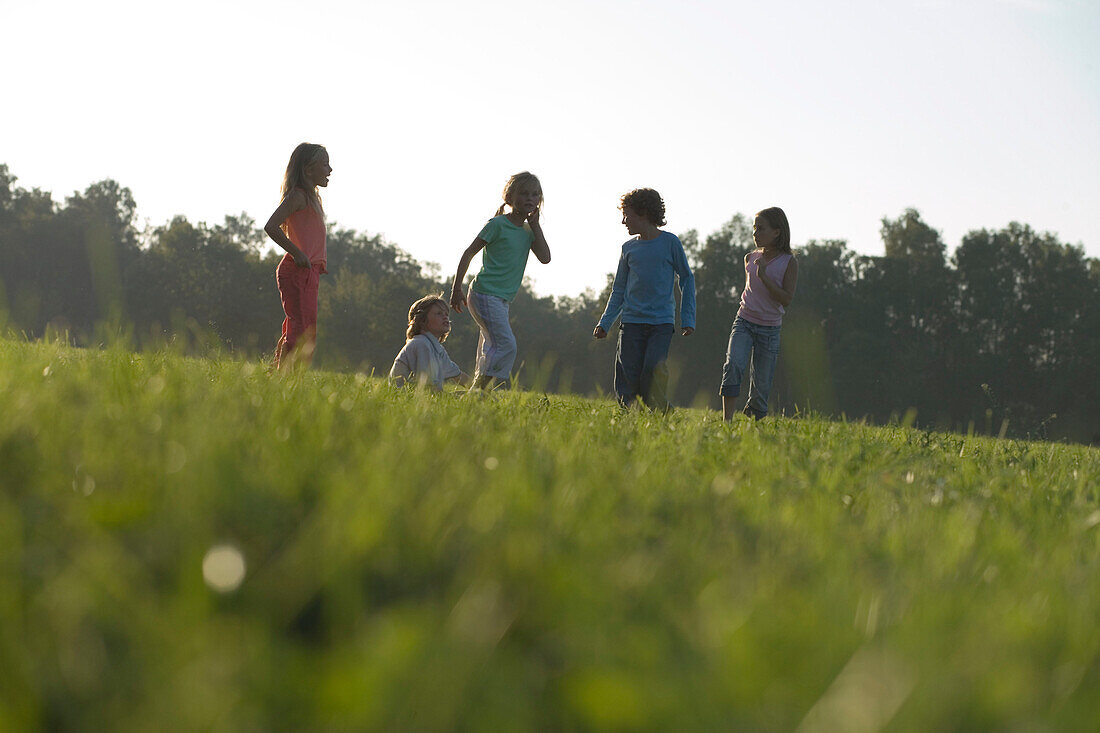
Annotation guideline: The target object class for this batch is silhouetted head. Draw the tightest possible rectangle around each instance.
[754,207,791,253]
[406,293,451,342]
[281,143,329,216]
[619,188,666,227]
[496,172,543,217]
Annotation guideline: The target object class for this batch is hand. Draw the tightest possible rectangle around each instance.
[526,205,540,227]
[293,250,311,268]
[593,325,607,339]
[754,252,771,282]
[681,327,694,336]
[450,288,467,314]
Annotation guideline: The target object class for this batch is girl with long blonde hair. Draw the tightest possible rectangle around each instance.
[263,142,332,368]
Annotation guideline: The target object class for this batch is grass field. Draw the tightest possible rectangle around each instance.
[1,336,1098,731]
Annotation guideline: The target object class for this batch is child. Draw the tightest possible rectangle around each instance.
[593,188,696,410]
[264,142,332,369]
[449,172,552,389]
[390,294,471,390]
[719,207,799,420]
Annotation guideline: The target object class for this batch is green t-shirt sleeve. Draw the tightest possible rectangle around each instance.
[470,216,534,300]
[476,217,500,243]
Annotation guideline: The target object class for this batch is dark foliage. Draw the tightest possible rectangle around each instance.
[1,165,1096,442]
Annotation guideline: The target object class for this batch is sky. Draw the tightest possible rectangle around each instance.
[3,0,1099,297]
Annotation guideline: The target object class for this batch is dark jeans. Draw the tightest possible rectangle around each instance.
[615,323,675,409]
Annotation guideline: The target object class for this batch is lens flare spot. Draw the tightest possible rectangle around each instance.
[203,544,246,593]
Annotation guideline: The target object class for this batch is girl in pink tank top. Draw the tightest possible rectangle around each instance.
[263,143,332,369]
[719,207,800,420]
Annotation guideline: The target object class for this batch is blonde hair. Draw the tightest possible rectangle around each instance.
[280,143,327,226]
[406,294,449,342]
[495,171,543,217]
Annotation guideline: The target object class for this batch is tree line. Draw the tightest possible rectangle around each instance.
[1,164,1096,443]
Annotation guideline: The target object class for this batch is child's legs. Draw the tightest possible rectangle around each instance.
[296,266,321,365]
[466,291,493,378]
[745,351,759,416]
[614,323,647,406]
[719,317,754,412]
[639,324,675,410]
[745,325,781,418]
[468,291,516,381]
[276,256,308,367]
[722,396,738,421]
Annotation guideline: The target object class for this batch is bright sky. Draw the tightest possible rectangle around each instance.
[4,0,1099,297]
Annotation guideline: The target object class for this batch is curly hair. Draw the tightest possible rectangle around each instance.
[406,294,449,342]
[619,188,666,227]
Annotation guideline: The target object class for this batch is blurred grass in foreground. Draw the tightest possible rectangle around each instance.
[1,336,1098,731]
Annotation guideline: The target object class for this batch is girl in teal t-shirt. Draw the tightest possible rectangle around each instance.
[449,172,552,389]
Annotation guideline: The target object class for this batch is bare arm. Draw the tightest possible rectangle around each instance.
[756,255,799,308]
[449,238,488,313]
[264,189,311,267]
[527,207,551,264]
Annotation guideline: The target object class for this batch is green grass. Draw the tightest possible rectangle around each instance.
[1,336,1098,731]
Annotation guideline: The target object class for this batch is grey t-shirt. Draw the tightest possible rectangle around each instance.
[389,333,462,389]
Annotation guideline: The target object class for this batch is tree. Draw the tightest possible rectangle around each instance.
[779,239,858,416]
[683,214,753,310]
[317,227,435,371]
[954,223,1096,438]
[881,207,946,262]
[4,159,1098,442]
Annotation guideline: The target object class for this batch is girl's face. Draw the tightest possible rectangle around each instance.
[509,184,542,216]
[424,303,450,339]
[753,215,779,249]
[305,151,332,188]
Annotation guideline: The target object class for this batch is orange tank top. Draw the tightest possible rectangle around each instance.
[285,197,327,273]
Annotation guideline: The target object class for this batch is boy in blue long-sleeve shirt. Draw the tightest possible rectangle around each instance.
[594,188,696,410]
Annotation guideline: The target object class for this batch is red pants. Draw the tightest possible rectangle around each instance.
[275,255,321,368]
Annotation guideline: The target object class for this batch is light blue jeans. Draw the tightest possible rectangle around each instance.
[720,316,781,418]
[467,290,517,381]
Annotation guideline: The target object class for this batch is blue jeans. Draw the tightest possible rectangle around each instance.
[719,316,781,418]
[616,323,675,409]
